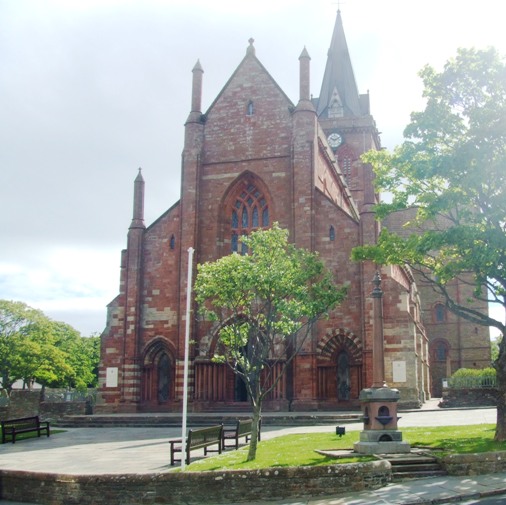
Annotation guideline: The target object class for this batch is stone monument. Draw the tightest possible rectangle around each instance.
[354,271,411,455]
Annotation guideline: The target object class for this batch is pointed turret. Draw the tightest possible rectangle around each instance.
[187,60,204,124]
[299,46,311,102]
[130,168,145,230]
[316,10,362,118]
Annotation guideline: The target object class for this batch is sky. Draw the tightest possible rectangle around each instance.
[1,0,505,337]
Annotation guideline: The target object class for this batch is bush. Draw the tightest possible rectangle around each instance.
[449,368,496,388]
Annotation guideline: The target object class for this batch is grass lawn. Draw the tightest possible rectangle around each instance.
[187,424,505,472]
[0,428,63,443]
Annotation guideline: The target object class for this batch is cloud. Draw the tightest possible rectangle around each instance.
[1,0,505,336]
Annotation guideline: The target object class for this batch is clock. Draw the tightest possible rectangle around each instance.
[327,132,342,149]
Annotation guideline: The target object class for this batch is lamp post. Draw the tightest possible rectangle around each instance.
[181,247,194,470]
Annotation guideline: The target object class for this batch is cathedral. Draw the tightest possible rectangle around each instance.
[96,11,491,413]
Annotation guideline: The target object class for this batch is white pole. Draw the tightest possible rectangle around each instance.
[181,246,194,471]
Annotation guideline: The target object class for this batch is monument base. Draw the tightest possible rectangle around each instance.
[354,427,411,455]
[354,440,411,455]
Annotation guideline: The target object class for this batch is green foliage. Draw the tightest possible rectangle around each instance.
[492,338,500,362]
[452,367,496,379]
[194,224,346,460]
[0,300,100,393]
[448,367,496,388]
[353,47,506,337]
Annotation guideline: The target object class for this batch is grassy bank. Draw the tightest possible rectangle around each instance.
[187,424,503,471]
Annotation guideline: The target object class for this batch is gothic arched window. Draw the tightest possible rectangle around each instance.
[431,339,450,362]
[329,225,335,241]
[434,303,447,323]
[231,183,269,253]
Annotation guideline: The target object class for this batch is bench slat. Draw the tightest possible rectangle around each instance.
[169,424,223,466]
[1,416,50,444]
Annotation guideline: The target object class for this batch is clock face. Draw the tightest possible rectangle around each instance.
[328,132,342,148]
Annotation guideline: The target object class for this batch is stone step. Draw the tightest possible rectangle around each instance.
[55,413,362,428]
[380,451,447,482]
[393,463,443,473]
[389,456,439,466]
[393,470,447,481]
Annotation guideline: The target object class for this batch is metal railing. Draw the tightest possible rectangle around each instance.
[443,376,497,389]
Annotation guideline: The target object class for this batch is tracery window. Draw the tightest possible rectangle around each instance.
[231,183,269,253]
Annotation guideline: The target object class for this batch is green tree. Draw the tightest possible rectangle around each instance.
[0,300,53,392]
[50,322,100,391]
[0,300,99,394]
[352,48,506,438]
[194,224,347,461]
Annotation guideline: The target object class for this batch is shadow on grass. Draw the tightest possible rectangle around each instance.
[405,426,503,454]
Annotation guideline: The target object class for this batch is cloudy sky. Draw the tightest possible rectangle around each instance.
[1,0,505,337]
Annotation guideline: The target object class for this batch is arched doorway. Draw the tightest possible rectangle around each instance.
[430,338,451,397]
[142,339,175,409]
[317,330,363,407]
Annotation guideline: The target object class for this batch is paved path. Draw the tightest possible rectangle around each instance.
[0,403,502,504]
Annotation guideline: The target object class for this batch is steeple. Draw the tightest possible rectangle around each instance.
[316,10,362,118]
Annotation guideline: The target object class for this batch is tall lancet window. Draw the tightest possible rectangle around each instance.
[231,183,269,253]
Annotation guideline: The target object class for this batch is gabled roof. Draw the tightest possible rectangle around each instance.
[316,10,362,118]
[204,39,294,116]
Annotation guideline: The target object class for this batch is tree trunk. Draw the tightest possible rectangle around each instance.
[494,338,506,441]
[246,402,262,461]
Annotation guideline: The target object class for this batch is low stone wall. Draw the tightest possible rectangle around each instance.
[40,401,91,421]
[0,390,92,422]
[0,461,391,505]
[442,451,506,475]
[440,388,497,408]
[0,390,42,419]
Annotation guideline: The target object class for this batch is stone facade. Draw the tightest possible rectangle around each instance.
[96,12,488,414]
[384,208,492,397]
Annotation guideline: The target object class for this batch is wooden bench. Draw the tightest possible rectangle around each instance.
[1,416,50,444]
[222,418,261,450]
[169,424,223,466]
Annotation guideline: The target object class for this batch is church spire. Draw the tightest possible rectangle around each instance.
[316,10,362,118]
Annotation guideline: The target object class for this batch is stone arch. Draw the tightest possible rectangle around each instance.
[141,337,176,404]
[316,328,363,402]
[317,328,363,363]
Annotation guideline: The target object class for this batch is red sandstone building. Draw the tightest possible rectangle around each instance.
[96,12,490,413]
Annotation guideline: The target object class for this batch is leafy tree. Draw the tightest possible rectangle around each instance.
[194,224,347,460]
[50,322,100,391]
[352,48,506,438]
[0,300,53,392]
[0,300,99,394]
